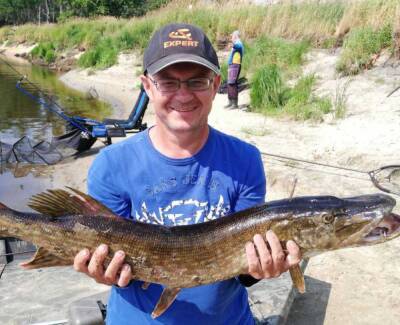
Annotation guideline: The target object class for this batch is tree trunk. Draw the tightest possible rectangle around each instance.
[44,0,50,23]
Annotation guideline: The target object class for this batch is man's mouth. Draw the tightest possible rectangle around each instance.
[170,106,197,112]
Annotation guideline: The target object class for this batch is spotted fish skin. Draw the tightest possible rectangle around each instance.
[0,189,398,288]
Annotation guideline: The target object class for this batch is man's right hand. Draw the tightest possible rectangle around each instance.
[74,244,132,287]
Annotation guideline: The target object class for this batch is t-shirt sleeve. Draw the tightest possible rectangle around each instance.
[87,150,131,218]
[233,146,266,213]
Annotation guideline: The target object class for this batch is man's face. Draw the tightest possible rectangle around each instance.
[141,62,221,135]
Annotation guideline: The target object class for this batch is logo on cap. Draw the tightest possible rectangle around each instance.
[164,28,199,49]
[168,28,192,40]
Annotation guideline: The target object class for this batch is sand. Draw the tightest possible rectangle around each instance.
[2,45,400,324]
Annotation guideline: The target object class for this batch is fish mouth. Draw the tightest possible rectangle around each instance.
[363,213,400,243]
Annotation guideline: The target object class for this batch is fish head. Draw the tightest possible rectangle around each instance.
[277,194,397,257]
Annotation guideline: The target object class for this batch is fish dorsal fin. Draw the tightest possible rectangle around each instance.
[28,187,116,218]
[289,264,306,293]
[20,247,71,269]
[151,287,181,318]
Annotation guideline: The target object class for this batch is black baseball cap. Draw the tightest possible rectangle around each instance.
[143,23,220,75]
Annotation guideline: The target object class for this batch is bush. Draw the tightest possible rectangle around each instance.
[31,42,57,63]
[250,64,289,113]
[78,38,118,68]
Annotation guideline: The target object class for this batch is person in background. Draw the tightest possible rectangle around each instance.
[74,23,301,324]
[225,30,244,109]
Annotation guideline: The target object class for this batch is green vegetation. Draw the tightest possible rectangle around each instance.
[1,0,399,121]
[336,25,393,75]
[78,38,118,68]
[333,78,351,119]
[250,66,331,121]
[283,75,331,121]
[250,64,288,113]
[31,42,57,63]
[0,0,170,25]
[242,37,310,77]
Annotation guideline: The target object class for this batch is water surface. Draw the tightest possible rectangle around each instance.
[0,57,111,209]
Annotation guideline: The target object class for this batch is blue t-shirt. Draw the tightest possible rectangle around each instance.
[88,126,266,324]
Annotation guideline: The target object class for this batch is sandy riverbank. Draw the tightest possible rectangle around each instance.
[2,44,400,324]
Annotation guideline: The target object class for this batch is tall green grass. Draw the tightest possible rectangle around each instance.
[31,42,57,63]
[283,75,332,121]
[250,64,288,113]
[78,37,118,68]
[250,66,331,121]
[336,24,393,75]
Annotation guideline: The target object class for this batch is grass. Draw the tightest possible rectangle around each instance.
[31,42,57,63]
[333,78,351,119]
[250,70,332,121]
[337,24,393,75]
[78,37,118,68]
[250,64,288,113]
[283,75,332,121]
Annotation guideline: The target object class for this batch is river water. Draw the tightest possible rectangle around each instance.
[0,57,111,210]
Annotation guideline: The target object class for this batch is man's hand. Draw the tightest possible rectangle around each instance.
[74,244,132,287]
[245,230,301,279]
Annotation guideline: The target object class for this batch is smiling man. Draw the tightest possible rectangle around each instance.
[74,23,301,324]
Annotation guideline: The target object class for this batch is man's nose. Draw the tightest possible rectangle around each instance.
[174,83,195,100]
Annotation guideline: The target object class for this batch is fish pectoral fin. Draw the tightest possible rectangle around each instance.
[20,247,71,269]
[151,287,181,319]
[28,187,117,218]
[289,264,306,293]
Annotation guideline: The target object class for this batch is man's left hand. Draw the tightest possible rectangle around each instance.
[245,230,301,279]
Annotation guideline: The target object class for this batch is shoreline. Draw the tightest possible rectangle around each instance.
[58,52,147,121]
[0,43,146,121]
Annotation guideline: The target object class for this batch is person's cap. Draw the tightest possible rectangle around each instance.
[143,23,220,75]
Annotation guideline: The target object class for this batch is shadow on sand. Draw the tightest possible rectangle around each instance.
[286,276,332,325]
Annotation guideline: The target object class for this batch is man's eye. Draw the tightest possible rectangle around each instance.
[159,80,178,88]
[188,79,207,88]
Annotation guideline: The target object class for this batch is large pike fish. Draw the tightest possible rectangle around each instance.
[0,188,399,318]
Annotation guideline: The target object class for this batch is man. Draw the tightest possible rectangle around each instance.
[74,23,301,324]
[225,30,244,109]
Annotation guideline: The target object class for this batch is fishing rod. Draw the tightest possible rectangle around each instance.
[261,151,400,196]
[0,56,90,135]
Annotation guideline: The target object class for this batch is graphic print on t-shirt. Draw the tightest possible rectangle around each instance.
[133,194,231,226]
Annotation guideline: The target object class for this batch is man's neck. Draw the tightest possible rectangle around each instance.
[149,125,210,159]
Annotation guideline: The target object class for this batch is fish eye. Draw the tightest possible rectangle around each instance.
[322,214,335,224]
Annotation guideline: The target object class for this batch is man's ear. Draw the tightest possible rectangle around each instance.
[211,74,221,99]
[140,75,154,101]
